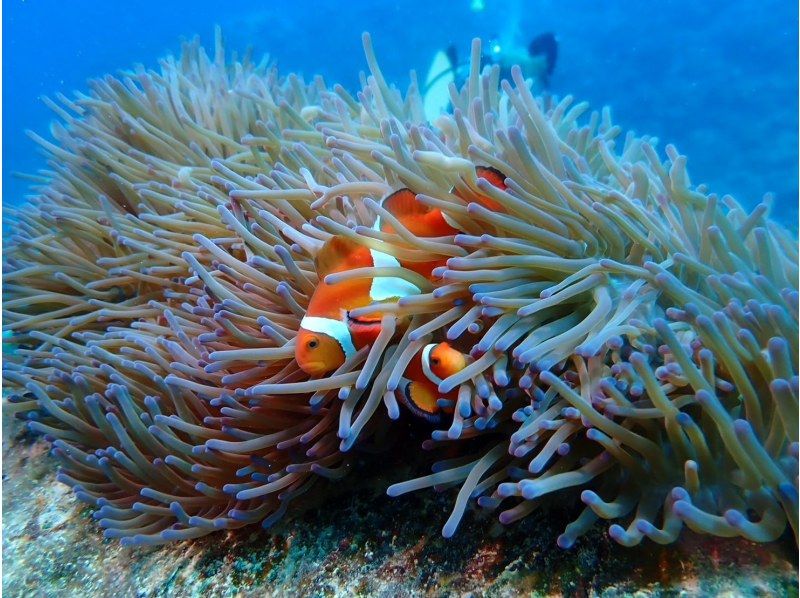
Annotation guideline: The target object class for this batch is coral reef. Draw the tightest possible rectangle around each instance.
[3,31,798,552]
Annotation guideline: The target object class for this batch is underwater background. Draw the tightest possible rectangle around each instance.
[4,0,798,227]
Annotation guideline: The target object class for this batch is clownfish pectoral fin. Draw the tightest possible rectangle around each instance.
[397,379,443,424]
[346,310,384,332]
[347,315,385,351]
[314,235,371,278]
[347,310,411,350]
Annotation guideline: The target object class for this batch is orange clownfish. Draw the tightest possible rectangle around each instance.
[378,166,508,236]
[296,236,420,376]
[377,188,459,280]
[376,166,508,237]
[463,166,508,213]
[376,167,508,280]
[397,342,468,423]
[379,188,461,238]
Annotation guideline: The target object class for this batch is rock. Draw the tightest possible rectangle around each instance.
[2,419,797,596]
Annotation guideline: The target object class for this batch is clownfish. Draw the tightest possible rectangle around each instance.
[296,236,420,376]
[378,166,508,236]
[376,167,508,280]
[377,188,459,280]
[397,342,468,422]
[463,165,507,213]
[378,167,508,238]
[380,188,461,238]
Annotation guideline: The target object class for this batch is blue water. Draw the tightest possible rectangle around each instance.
[4,0,798,226]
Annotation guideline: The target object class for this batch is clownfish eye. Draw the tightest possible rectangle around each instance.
[430,357,440,366]
[307,338,319,349]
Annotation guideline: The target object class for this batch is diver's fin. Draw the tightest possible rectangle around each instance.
[423,49,456,121]
[528,32,558,77]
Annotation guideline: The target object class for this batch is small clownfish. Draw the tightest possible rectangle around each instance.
[377,167,508,239]
[379,188,462,238]
[397,342,468,423]
[460,166,508,213]
[377,188,459,280]
[376,167,507,280]
[296,235,420,376]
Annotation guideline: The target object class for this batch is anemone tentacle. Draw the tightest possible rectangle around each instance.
[4,30,797,547]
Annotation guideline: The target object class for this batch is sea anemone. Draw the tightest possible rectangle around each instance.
[3,31,797,549]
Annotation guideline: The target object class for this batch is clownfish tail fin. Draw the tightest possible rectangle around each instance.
[396,380,442,424]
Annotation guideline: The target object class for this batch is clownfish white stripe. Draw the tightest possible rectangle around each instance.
[420,343,443,385]
[368,248,421,301]
[299,316,357,359]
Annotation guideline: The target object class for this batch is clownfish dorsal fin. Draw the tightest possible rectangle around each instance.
[314,235,370,278]
[382,188,429,221]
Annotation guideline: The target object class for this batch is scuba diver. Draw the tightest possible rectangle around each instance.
[422,32,558,122]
